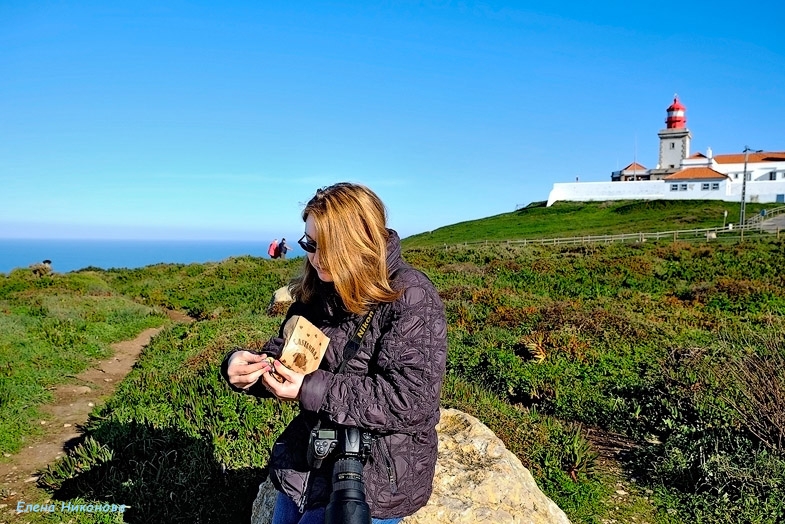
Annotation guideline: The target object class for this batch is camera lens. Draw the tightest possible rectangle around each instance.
[325,457,371,524]
[332,457,365,495]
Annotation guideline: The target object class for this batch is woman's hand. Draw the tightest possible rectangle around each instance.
[261,360,305,401]
[226,351,272,390]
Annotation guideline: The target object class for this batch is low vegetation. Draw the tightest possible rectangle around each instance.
[2,200,784,523]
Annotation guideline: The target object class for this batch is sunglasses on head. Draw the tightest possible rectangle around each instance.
[298,234,317,254]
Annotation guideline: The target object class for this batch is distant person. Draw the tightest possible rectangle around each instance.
[268,239,279,259]
[221,182,447,524]
[276,238,289,259]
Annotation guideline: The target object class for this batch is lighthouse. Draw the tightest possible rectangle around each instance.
[665,95,687,128]
[656,95,692,173]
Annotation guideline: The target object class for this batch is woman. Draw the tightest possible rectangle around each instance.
[222,183,447,524]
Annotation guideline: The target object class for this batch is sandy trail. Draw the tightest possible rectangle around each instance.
[0,311,192,517]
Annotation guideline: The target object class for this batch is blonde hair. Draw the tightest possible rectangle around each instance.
[291,183,402,314]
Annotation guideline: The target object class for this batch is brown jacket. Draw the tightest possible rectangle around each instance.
[223,230,447,519]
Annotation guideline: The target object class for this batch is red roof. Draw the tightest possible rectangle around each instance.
[713,151,785,164]
[622,162,647,172]
[664,167,729,180]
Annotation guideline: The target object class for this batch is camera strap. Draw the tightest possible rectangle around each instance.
[336,309,376,374]
[335,268,399,374]
[311,269,397,436]
[308,308,377,441]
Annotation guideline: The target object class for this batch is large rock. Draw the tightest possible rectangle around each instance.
[402,408,570,524]
[251,480,277,524]
[251,408,570,524]
[266,286,293,316]
[29,259,52,277]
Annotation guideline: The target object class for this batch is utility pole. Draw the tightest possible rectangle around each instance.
[739,146,763,227]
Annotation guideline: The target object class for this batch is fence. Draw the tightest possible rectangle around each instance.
[441,211,784,250]
[745,205,785,227]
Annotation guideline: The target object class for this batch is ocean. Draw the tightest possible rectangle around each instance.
[0,239,305,274]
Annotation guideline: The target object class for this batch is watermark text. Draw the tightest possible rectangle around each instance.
[16,501,127,514]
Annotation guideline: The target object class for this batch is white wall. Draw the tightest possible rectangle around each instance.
[721,163,785,182]
[547,179,785,207]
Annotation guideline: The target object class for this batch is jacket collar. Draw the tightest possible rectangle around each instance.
[385,229,404,277]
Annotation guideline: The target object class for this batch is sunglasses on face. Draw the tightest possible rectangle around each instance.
[298,234,317,254]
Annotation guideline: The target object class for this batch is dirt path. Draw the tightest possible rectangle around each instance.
[761,214,785,234]
[0,311,192,515]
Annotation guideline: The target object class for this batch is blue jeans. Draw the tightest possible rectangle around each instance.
[271,492,403,524]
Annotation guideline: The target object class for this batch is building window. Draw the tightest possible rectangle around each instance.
[734,173,739,179]
[711,183,720,190]
[701,183,710,190]
[670,143,675,149]
[670,184,679,191]
[770,171,777,181]
[680,184,688,191]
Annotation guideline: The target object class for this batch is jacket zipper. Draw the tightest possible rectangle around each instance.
[377,437,398,493]
[297,471,311,513]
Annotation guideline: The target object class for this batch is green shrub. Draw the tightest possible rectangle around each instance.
[14,233,785,523]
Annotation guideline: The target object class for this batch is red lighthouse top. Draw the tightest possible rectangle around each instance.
[665,95,687,129]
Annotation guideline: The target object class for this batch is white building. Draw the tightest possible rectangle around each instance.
[547,97,785,208]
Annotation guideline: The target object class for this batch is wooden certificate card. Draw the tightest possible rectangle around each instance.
[270,315,330,382]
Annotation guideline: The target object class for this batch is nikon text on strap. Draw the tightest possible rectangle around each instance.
[336,309,375,374]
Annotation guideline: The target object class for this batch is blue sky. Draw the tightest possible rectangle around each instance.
[2,1,784,241]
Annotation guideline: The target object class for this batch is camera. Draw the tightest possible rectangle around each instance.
[307,426,373,524]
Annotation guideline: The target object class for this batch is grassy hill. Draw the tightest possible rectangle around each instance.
[2,200,784,524]
[402,199,777,248]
